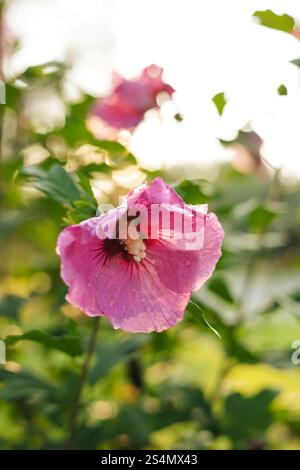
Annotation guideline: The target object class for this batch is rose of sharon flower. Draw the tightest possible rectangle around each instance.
[91,65,174,129]
[57,178,224,333]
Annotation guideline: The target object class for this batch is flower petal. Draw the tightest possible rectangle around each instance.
[57,217,190,333]
[97,258,190,333]
[92,99,144,129]
[145,239,202,294]
[90,65,174,130]
[192,210,225,290]
[127,177,184,207]
[145,208,224,294]
[57,218,106,316]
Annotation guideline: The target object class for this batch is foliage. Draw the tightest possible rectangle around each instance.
[1,8,300,451]
[212,92,227,116]
[253,10,295,33]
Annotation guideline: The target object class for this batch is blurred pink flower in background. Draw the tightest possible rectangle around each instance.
[90,65,174,130]
[57,178,224,333]
[292,29,300,41]
[0,18,18,80]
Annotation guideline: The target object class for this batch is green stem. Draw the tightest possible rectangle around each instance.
[67,316,100,449]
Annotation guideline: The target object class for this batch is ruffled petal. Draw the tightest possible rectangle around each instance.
[192,210,224,290]
[126,177,184,208]
[57,217,106,316]
[144,207,224,294]
[145,239,201,294]
[97,178,186,241]
[96,258,190,333]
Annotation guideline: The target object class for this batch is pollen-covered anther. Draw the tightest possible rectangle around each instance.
[123,236,146,262]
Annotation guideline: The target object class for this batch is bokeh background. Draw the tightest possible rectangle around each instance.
[1,0,300,450]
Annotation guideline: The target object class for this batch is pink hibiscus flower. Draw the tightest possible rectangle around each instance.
[90,65,174,130]
[56,178,224,333]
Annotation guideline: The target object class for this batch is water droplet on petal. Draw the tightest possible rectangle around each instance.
[184,259,191,267]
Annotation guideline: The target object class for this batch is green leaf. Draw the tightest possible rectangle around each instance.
[21,161,97,221]
[175,179,208,204]
[6,329,82,357]
[51,97,136,168]
[0,295,24,319]
[253,10,295,33]
[248,204,280,232]
[22,61,65,79]
[212,92,226,116]
[223,390,277,446]
[22,163,81,206]
[76,171,95,198]
[277,84,288,95]
[97,140,136,166]
[174,112,184,122]
[208,277,234,303]
[36,94,137,168]
[0,369,57,401]
[5,84,22,109]
[89,336,148,384]
[78,162,111,176]
[290,58,300,68]
[54,96,95,146]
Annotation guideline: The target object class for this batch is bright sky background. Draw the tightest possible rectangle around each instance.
[5,0,300,178]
